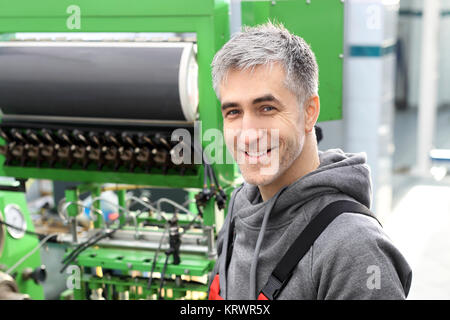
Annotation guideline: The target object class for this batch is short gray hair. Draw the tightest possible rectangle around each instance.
[211,21,319,106]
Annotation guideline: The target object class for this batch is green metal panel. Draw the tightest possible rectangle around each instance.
[0,0,218,18]
[241,0,344,122]
[117,189,127,226]
[74,247,213,276]
[0,191,45,299]
[0,165,200,188]
[66,246,213,299]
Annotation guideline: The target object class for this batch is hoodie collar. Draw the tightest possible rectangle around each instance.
[232,149,373,229]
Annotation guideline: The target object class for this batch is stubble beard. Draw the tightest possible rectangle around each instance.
[235,133,305,187]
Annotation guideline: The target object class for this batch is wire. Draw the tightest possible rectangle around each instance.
[191,141,229,210]
[60,231,115,273]
[61,229,104,264]
[60,233,104,272]
[128,196,158,213]
[6,233,57,275]
[186,140,218,190]
[60,223,121,273]
[157,253,171,300]
[203,164,208,188]
[0,219,48,238]
[180,209,203,236]
[147,225,168,291]
[209,165,221,191]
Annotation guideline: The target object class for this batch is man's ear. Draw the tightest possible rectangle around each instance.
[304,95,320,133]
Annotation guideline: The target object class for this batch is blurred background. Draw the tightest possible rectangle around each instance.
[317,0,450,299]
[0,0,448,300]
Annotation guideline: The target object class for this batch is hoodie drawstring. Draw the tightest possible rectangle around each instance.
[249,186,288,299]
[220,184,244,299]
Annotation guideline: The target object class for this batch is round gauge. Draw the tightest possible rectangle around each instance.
[4,204,27,239]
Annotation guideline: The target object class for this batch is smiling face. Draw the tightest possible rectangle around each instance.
[220,62,307,187]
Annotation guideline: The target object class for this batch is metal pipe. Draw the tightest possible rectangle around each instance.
[90,197,137,235]
[56,230,208,254]
[204,225,217,259]
[60,200,107,229]
[415,0,440,176]
[156,198,195,218]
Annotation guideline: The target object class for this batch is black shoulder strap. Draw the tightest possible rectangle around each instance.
[260,200,381,300]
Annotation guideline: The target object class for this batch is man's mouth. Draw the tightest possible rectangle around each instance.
[243,147,276,160]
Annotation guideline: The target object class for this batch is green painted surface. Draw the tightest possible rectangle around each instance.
[241,0,344,122]
[73,247,213,276]
[0,158,201,188]
[0,0,218,17]
[64,245,212,299]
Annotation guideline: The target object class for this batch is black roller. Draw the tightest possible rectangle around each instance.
[0,42,198,123]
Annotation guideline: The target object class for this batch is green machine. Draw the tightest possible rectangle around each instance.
[0,0,238,300]
[0,180,46,299]
[0,0,343,300]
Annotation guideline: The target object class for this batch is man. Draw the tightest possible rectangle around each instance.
[208,22,412,300]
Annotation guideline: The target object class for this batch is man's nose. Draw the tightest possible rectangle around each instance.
[241,112,261,132]
[240,114,266,147]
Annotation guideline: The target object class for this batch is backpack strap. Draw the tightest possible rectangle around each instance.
[259,200,381,300]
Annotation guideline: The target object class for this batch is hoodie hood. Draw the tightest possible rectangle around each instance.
[234,148,373,229]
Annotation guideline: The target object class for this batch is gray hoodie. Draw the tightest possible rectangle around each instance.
[212,148,412,300]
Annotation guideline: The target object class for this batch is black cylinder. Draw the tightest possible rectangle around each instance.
[0,42,197,122]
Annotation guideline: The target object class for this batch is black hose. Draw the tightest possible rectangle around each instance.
[61,230,104,264]
[60,228,118,273]
[147,226,168,291]
[157,253,171,300]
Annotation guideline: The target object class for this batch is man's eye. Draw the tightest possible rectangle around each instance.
[226,110,240,117]
[262,106,276,112]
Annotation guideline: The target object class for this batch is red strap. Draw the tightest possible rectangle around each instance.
[257,292,269,300]
[208,274,224,300]
[209,274,270,300]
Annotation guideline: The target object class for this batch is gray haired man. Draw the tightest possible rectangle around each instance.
[208,22,412,300]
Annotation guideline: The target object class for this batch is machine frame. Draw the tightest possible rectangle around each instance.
[0,0,237,300]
